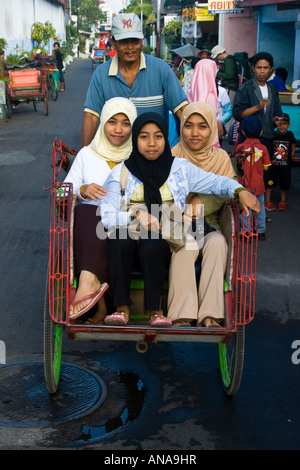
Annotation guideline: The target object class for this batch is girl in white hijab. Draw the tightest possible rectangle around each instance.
[64,97,137,323]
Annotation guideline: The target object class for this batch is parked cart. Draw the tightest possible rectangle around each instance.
[5,61,48,117]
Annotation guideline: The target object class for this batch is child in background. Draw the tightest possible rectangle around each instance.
[235,116,271,240]
[265,113,296,211]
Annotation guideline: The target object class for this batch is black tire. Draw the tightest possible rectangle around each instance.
[47,75,58,101]
[6,94,11,118]
[218,325,245,396]
[43,267,64,394]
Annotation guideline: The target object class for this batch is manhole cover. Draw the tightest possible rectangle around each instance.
[0,362,107,428]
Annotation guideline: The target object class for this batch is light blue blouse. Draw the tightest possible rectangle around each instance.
[100,158,243,230]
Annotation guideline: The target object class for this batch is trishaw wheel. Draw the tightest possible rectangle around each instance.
[43,269,64,394]
[218,325,245,396]
[6,94,11,118]
[48,75,58,101]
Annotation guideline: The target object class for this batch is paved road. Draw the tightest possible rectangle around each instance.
[0,59,299,451]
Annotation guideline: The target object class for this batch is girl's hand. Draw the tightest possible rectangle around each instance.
[238,190,261,216]
[80,183,107,201]
[135,210,160,232]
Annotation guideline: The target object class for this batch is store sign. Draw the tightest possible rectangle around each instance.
[208,1,244,14]
[195,7,215,21]
[182,7,197,38]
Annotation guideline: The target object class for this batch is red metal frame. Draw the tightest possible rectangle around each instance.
[48,140,258,343]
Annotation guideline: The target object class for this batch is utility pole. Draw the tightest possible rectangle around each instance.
[156,0,161,58]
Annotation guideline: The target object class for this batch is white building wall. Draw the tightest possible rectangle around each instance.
[0,0,65,55]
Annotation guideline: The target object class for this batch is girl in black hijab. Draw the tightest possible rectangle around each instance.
[105,113,173,327]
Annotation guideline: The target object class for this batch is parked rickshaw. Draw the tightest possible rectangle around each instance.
[44,139,258,397]
[91,49,106,70]
[5,60,48,117]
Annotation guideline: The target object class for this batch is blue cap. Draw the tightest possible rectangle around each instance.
[240,116,262,135]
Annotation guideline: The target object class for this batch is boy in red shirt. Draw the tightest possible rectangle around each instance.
[235,116,271,240]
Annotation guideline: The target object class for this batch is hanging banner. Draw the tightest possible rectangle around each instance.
[195,7,215,21]
[182,7,197,38]
[208,1,244,14]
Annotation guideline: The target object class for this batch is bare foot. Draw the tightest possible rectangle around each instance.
[70,270,104,317]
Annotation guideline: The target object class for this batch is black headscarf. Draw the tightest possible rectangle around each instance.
[125,112,174,212]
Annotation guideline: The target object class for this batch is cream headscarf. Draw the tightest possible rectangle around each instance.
[88,97,137,163]
[172,101,236,178]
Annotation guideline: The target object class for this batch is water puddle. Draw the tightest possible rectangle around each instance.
[77,371,145,442]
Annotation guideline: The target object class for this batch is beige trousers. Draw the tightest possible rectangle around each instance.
[167,231,228,325]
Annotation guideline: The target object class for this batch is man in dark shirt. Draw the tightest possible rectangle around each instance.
[52,42,64,91]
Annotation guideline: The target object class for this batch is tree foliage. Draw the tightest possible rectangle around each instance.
[124,0,154,24]
[71,0,104,32]
[31,21,57,47]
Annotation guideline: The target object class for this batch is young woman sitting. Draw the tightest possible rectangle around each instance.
[64,97,137,324]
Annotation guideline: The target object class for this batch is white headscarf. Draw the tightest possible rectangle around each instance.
[88,97,137,162]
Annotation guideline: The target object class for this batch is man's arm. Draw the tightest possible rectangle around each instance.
[81,111,99,147]
[175,104,187,121]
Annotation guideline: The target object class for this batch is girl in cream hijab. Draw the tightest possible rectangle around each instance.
[168,101,237,328]
[64,97,137,323]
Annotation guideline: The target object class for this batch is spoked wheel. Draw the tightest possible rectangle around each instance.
[218,325,245,396]
[47,75,58,101]
[43,267,64,394]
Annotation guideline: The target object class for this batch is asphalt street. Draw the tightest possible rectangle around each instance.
[0,58,299,452]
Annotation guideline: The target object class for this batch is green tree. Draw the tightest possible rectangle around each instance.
[31,21,57,49]
[124,0,154,25]
[71,0,104,32]
[161,20,182,47]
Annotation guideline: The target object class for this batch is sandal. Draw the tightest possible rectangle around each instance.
[104,311,129,326]
[150,313,172,328]
[69,283,109,320]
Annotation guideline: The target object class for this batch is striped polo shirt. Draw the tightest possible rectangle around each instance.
[84,53,187,118]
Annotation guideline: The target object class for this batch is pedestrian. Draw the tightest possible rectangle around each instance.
[233,51,282,157]
[52,42,65,92]
[197,49,212,59]
[269,67,293,92]
[187,58,220,147]
[181,57,200,95]
[233,116,271,241]
[64,97,137,323]
[265,113,296,211]
[0,49,7,79]
[217,85,232,146]
[81,13,188,147]
[210,45,239,92]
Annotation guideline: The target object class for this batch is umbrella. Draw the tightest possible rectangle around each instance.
[170,44,200,58]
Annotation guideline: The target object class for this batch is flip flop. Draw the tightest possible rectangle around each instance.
[150,314,172,328]
[104,311,129,326]
[69,283,109,320]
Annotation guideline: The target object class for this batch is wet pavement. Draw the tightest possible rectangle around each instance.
[0,58,300,451]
